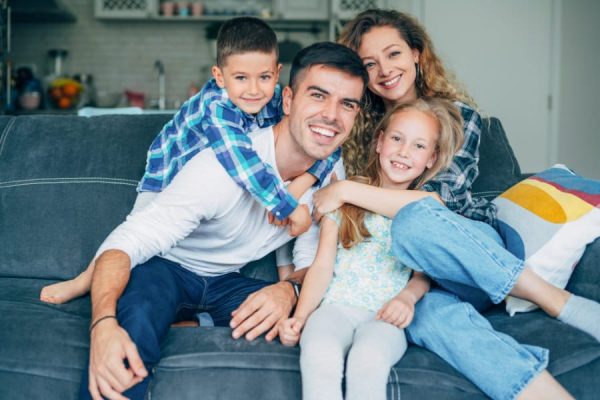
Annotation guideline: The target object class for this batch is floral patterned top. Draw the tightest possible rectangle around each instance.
[322,211,412,312]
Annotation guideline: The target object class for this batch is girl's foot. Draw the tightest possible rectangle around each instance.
[40,278,89,304]
[558,295,600,341]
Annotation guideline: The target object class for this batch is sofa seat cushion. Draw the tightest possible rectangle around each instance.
[153,327,302,400]
[0,278,90,400]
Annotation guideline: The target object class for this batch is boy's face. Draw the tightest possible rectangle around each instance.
[212,51,281,115]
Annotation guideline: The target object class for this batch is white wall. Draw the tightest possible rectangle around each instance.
[558,0,600,179]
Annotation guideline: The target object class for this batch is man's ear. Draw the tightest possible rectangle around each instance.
[212,65,225,88]
[282,86,293,115]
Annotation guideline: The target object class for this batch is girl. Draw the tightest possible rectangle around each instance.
[313,8,598,400]
[279,98,463,400]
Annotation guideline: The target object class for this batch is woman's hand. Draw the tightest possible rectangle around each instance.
[312,178,345,222]
[376,291,417,328]
[278,317,305,347]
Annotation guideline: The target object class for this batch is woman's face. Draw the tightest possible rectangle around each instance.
[358,26,420,108]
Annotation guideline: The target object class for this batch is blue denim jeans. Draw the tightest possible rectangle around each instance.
[392,197,548,400]
[79,256,271,400]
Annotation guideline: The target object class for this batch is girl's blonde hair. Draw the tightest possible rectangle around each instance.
[338,98,464,249]
[337,8,474,176]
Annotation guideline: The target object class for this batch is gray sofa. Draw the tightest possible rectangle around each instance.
[0,114,598,399]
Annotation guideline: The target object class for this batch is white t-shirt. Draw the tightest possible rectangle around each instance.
[96,126,343,277]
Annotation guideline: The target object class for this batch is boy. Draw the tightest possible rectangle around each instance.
[40,17,340,304]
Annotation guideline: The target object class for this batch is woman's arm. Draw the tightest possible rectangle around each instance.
[313,180,442,220]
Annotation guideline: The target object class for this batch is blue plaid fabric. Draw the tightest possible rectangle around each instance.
[138,78,340,219]
[421,102,497,227]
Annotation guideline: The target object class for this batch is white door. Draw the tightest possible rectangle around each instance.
[416,0,556,173]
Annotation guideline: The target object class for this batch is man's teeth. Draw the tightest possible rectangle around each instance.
[382,76,400,87]
[312,127,335,137]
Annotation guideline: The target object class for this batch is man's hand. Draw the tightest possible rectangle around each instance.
[278,317,305,347]
[88,319,147,400]
[376,291,416,328]
[230,281,296,341]
[287,204,311,237]
[312,178,344,222]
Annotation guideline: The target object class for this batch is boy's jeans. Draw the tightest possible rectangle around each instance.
[79,256,271,400]
[392,197,548,400]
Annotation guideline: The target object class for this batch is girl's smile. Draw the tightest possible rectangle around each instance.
[377,109,438,189]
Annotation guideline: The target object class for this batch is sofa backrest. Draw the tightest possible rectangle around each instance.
[0,114,522,281]
[472,117,522,200]
[0,114,171,280]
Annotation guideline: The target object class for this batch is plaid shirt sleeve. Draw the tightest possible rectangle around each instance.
[307,147,342,186]
[202,100,299,220]
[421,102,497,226]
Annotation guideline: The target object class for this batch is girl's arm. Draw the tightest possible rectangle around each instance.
[313,180,442,220]
[279,217,339,346]
[377,271,430,328]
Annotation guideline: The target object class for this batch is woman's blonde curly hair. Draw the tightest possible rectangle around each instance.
[338,9,475,176]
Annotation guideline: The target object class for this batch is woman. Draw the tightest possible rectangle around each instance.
[314,9,599,400]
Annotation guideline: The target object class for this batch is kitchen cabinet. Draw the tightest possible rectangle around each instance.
[273,0,328,21]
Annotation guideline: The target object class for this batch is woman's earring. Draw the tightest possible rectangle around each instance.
[415,63,424,91]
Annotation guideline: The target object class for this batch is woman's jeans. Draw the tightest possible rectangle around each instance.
[79,256,271,400]
[392,197,548,400]
[300,303,407,400]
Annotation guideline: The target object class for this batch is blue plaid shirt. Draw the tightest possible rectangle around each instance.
[421,102,497,226]
[138,78,341,219]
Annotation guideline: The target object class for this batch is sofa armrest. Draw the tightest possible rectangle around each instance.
[566,238,600,303]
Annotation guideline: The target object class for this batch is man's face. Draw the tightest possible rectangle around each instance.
[282,65,363,160]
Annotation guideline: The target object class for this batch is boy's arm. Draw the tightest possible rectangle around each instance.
[307,147,342,186]
[202,102,298,221]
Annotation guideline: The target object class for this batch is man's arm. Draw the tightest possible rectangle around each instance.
[87,250,147,400]
[202,102,299,221]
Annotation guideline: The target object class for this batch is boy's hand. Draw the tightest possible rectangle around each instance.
[267,211,290,227]
[278,317,305,347]
[287,204,311,237]
[376,291,416,328]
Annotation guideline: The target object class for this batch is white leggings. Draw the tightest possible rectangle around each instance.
[299,303,407,400]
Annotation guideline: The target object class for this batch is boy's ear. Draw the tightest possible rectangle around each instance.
[274,63,283,80]
[282,86,293,115]
[211,65,226,88]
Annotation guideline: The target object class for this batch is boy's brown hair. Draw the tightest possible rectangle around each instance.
[216,17,279,67]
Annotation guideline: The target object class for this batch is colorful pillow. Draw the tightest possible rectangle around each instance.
[492,164,600,315]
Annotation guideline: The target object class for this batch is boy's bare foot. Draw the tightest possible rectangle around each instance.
[40,278,89,304]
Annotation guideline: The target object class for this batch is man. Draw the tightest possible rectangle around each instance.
[82,42,367,400]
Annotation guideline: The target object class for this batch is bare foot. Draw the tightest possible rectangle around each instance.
[40,278,89,304]
[171,320,200,328]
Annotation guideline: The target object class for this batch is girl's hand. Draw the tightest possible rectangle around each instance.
[376,291,416,328]
[313,177,344,222]
[278,317,305,347]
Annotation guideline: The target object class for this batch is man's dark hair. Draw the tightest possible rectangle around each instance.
[288,42,368,93]
[216,17,278,67]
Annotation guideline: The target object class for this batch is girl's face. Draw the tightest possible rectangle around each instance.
[376,109,438,190]
[358,26,420,109]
